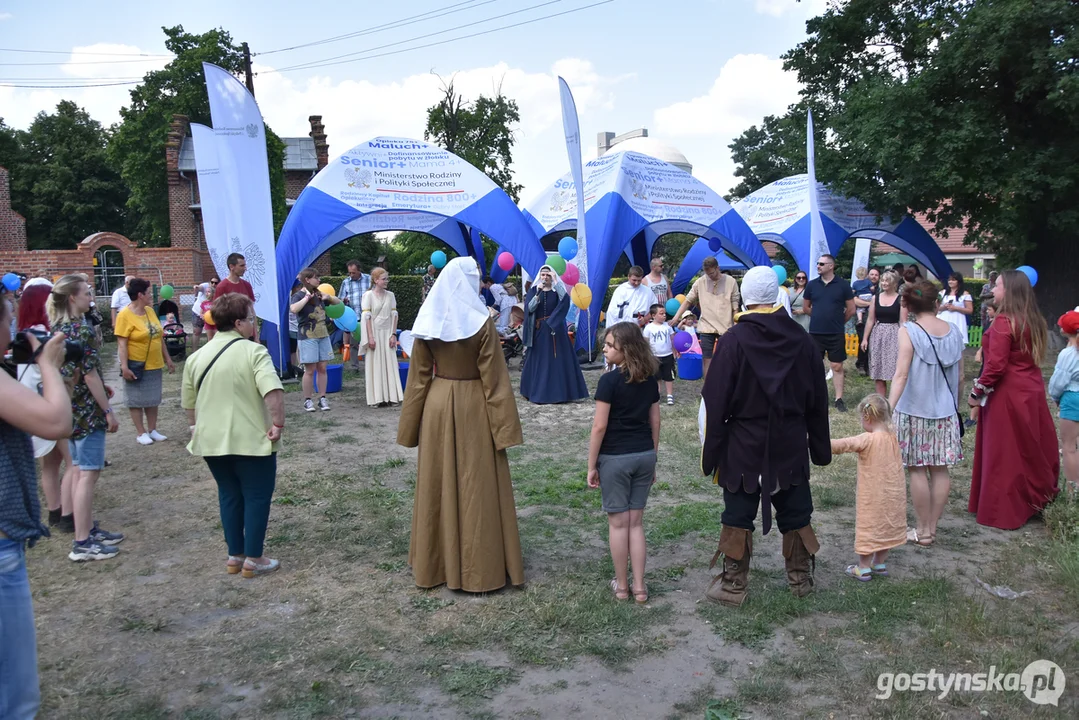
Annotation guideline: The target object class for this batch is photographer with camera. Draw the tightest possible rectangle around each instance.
[47,274,123,562]
[1,293,73,720]
[289,268,342,412]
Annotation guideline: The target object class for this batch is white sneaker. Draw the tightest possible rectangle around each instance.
[136,433,153,446]
[318,397,330,411]
[149,430,168,442]
[304,399,316,412]
[667,395,675,406]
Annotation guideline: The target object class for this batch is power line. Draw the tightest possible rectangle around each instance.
[0,46,171,57]
[256,0,496,55]
[0,57,173,67]
[0,79,145,88]
[269,0,569,73]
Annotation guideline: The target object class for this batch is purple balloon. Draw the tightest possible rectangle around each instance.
[673,331,693,353]
[708,237,722,252]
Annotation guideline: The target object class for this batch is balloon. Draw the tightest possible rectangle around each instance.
[497,252,515,271]
[317,283,336,297]
[571,283,592,310]
[708,237,722,252]
[665,298,681,316]
[325,301,345,319]
[672,331,693,353]
[561,263,580,286]
[546,254,567,275]
[1,273,20,292]
[431,250,448,269]
[202,310,215,326]
[558,236,578,260]
[772,265,787,285]
[1017,265,1038,287]
[676,294,686,304]
[334,305,358,333]
[159,284,174,300]
[599,311,605,322]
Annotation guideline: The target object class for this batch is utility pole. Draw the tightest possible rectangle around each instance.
[242,42,255,96]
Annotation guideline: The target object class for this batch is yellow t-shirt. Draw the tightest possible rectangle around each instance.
[114,306,165,371]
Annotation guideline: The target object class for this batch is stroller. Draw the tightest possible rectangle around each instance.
[162,316,188,361]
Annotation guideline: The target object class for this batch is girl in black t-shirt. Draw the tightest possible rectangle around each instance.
[587,322,661,604]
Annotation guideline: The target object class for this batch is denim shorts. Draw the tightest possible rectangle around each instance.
[298,336,333,364]
[597,450,658,513]
[71,429,107,471]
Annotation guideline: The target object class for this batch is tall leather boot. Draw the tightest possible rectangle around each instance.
[782,525,820,598]
[705,526,753,607]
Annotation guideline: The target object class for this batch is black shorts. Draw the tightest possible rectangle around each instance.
[657,354,675,382]
[812,333,847,364]
[699,332,719,359]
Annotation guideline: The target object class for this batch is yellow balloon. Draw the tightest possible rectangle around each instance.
[203,310,215,326]
[317,283,336,297]
[676,294,686,304]
[571,283,592,310]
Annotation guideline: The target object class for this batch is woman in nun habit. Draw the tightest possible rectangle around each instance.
[397,257,525,592]
[701,266,833,607]
[520,264,589,404]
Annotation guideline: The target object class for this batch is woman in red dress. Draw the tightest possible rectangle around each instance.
[968,270,1059,529]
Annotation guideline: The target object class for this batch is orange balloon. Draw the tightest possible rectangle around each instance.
[203,310,215,326]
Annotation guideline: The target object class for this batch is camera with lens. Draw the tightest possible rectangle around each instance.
[9,329,82,365]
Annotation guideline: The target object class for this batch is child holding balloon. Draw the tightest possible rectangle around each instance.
[644,304,678,404]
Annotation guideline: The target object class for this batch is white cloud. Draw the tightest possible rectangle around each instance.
[652,53,801,194]
[754,0,829,18]
[0,13,12,21]
[61,43,169,80]
[251,58,621,197]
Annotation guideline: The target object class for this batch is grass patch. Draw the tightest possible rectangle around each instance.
[812,483,854,509]
[1044,491,1079,602]
[439,662,520,701]
[648,502,722,544]
[411,594,455,613]
[328,434,355,444]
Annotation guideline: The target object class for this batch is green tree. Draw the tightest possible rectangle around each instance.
[10,101,129,249]
[424,78,523,202]
[726,109,813,202]
[773,0,1079,319]
[110,25,286,246]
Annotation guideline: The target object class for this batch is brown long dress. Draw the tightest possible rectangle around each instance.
[397,318,525,591]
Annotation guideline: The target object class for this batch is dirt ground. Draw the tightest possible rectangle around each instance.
[26,345,1079,719]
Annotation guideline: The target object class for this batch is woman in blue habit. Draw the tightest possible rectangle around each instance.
[520,264,588,404]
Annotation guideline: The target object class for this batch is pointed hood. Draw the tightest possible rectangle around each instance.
[731,309,803,399]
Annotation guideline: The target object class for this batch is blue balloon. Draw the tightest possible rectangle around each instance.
[773,264,787,285]
[431,250,447,269]
[1,273,19,292]
[334,305,359,333]
[558,236,578,260]
[665,298,681,316]
[1017,265,1038,287]
[708,237,722,252]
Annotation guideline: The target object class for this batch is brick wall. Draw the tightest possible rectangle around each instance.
[0,167,27,252]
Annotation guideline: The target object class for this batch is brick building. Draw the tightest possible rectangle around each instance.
[0,114,329,297]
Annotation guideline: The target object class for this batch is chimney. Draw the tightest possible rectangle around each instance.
[309,115,329,170]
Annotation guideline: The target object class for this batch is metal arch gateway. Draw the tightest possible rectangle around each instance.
[265,136,547,370]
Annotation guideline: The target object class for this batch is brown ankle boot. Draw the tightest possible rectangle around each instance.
[705,526,753,606]
[782,525,820,597]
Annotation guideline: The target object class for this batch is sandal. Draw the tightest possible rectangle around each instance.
[632,587,649,605]
[871,563,889,577]
[610,578,629,601]
[906,527,934,546]
[226,555,246,575]
[242,558,281,578]
[845,564,872,582]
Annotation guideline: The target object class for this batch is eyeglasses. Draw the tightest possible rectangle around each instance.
[816,262,829,267]
[210,281,218,285]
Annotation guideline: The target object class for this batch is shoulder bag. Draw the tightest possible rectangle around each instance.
[911,321,964,438]
[195,337,245,396]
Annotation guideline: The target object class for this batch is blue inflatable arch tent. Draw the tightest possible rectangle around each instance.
[672,174,953,293]
[521,150,770,351]
[266,137,547,370]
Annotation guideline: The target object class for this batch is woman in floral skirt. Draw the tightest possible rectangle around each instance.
[887,280,966,547]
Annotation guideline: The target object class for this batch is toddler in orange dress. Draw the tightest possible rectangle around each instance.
[830,394,907,581]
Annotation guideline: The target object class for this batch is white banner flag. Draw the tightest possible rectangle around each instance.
[202,63,278,323]
[190,123,230,280]
[806,109,829,280]
[558,77,588,288]
[850,237,872,285]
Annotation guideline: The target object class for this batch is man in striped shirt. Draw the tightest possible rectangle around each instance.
[338,260,371,370]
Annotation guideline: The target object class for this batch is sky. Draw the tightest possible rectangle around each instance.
[0,0,827,204]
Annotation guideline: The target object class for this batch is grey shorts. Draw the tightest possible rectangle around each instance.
[597,450,657,513]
